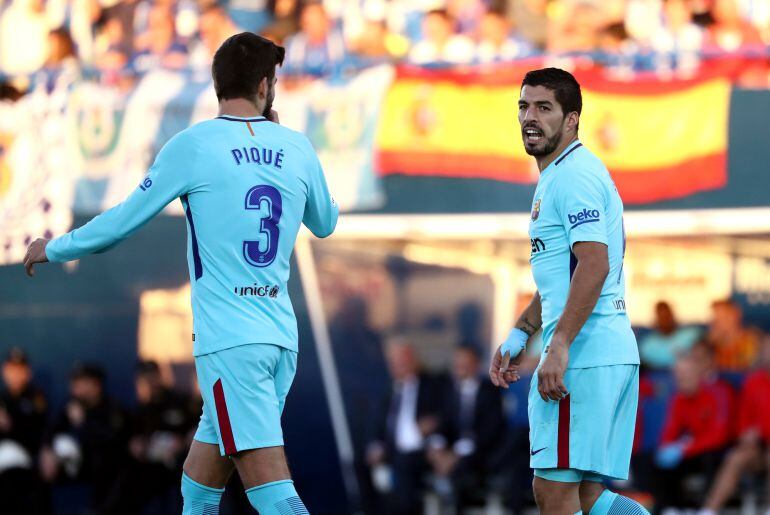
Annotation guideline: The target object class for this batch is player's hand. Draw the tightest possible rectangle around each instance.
[489,345,522,389]
[24,238,50,277]
[265,109,280,124]
[537,341,569,401]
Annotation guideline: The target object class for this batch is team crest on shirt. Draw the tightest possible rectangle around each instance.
[531,199,542,221]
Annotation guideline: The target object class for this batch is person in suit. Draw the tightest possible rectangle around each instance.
[366,337,444,515]
[428,345,504,512]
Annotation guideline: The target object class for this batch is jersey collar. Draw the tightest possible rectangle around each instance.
[543,140,583,175]
[216,115,268,122]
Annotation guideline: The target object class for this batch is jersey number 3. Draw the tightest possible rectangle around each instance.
[244,185,282,267]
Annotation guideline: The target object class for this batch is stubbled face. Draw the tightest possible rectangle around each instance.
[518,85,570,157]
[262,75,277,116]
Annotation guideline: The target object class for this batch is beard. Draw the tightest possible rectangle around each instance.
[523,128,563,157]
[262,87,275,117]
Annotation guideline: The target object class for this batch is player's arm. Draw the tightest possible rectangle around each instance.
[538,171,610,401]
[490,292,542,388]
[301,138,339,238]
[24,133,197,276]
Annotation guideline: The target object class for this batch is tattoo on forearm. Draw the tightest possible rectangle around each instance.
[517,317,540,337]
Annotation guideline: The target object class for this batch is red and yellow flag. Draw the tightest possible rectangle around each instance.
[375,65,731,204]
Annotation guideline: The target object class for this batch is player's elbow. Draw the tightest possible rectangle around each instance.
[311,218,337,238]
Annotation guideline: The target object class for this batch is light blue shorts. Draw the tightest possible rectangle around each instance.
[529,364,639,482]
[193,343,297,456]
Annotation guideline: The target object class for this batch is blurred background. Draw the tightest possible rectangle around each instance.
[1,0,770,513]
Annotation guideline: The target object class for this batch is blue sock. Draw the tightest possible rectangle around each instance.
[245,479,309,515]
[590,490,650,515]
[181,472,224,515]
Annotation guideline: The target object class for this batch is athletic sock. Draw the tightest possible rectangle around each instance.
[590,489,650,515]
[181,472,224,515]
[245,479,309,515]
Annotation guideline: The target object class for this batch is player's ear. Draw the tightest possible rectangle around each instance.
[257,77,268,98]
[567,112,579,133]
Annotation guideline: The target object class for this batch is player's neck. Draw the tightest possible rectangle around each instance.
[536,135,579,173]
[218,98,265,119]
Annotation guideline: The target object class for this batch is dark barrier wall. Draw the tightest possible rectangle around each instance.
[0,215,348,514]
[366,88,770,214]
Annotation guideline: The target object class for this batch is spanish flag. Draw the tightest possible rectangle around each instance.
[375,65,730,204]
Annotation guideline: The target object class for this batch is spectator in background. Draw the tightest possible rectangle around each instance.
[639,301,702,370]
[37,27,81,92]
[507,0,548,49]
[261,0,300,44]
[546,0,604,54]
[131,5,188,73]
[652,353,733,509]
[447,0,486,35]
[0,350,48,515]
[708,298,760,371]
[41,364,128,513]
[651,0,704,74]
[347,12,410,63]
[596,22,641,75]
[0,0,50,76]
[701,334,770,513]
[367,337,445,515]
[0,348,47,459]
[475,9,533,64]
[188,3,238,69]
[93,13,131,74]
[690,340,736,414]
[100,361,197,514]
[408,9,475,65]
[428,345,503,512]
[705,0,764,51]
[283,2,347,77]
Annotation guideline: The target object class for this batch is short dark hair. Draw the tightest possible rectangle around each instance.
[212,32,285,102]
[71,363,105,384]
[521,68,582,120]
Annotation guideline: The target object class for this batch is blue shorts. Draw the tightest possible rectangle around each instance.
[193,343,297,456]
[529,364,639,482]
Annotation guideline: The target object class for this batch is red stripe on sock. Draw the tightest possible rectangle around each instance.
[557,394,571,468]
[213,379,237,455]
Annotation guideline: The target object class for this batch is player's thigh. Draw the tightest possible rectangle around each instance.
[532,475,581,514]
[183,439,235,488]
[232,445,291,489]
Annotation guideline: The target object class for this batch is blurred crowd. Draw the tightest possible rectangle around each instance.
[0,352,203,514]
[339,296,770,514]
[1,0,769,93]
[2,296,769,514]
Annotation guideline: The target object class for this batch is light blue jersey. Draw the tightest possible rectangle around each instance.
[47,115,339,356]
[528,140,638,369]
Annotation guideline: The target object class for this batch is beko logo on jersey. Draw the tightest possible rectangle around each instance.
[568,208,600,229]
[234,284,280,298]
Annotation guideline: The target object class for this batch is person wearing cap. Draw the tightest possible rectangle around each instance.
[0,347,47,459]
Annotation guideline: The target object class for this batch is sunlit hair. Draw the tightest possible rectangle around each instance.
[212,32,285,102]
[521,68,582,130]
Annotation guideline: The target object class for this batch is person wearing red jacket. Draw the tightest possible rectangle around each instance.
[652,353,733,509]
[702,335,770,514]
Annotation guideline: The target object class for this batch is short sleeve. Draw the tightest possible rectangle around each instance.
[555,170,609,248]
